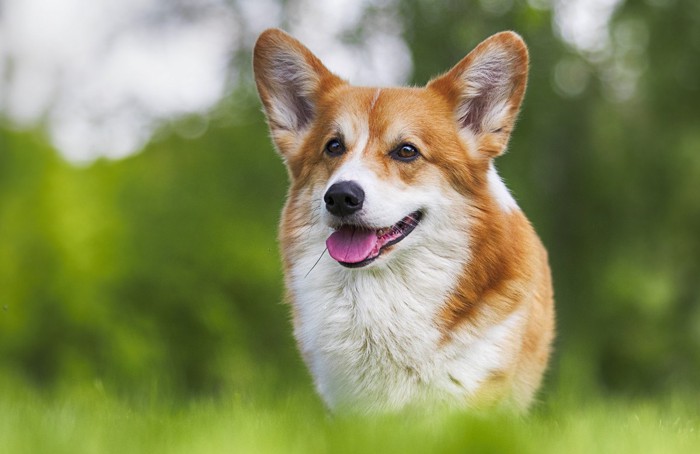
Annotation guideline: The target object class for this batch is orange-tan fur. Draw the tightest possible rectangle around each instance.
[254,28,554,413]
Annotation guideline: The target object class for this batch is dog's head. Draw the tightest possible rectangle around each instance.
[253,29,528,269]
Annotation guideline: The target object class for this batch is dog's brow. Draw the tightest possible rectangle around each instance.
[327,121,346,139]
[331,113,366,150]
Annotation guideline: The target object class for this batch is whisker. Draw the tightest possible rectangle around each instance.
[305,247,328,278]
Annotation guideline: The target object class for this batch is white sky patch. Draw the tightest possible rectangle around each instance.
[0,0,237,164]
[553,0,622,55]
[287,0,412,86]
[237,0,283,33]
[0,0,412,164]
[551,0,647,102]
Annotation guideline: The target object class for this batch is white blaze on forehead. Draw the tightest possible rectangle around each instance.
[322,111,371,219]
[329,142,367,184]
[369,88,382,112]
[487,163,519,213]
[326,109,371,185]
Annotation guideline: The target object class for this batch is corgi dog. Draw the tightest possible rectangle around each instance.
[253,29,554,413]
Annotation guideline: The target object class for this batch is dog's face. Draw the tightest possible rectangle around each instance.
[254,29,528,270]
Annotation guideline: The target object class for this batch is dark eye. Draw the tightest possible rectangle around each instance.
[324,138,345,157]
[390,143,421,162]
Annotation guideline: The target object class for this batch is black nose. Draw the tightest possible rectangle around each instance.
[324,181,365,217]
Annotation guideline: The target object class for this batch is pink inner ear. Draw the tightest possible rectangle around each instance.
[457,54,517,133]
[254,29,331,132]
[265,53,318,130]
[428,33,528,140]
[459,93,492,133]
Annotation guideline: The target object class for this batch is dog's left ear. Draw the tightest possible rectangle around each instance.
[253,29,345,157]
[428,32,528,158]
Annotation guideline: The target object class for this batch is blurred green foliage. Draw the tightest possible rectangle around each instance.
[0,105,300,395]
[1,0,699,403]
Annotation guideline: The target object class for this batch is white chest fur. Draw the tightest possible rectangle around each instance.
[287,222,525,413]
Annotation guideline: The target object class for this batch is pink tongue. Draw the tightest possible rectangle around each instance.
[326,226,378,264]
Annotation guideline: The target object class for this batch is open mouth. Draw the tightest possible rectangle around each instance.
[325,211,423,268]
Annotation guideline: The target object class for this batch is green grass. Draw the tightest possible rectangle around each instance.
[1,379,698,454]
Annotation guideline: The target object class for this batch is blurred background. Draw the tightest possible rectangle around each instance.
[1,0,699,402]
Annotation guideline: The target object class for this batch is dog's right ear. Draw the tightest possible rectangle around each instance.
[253,29,344,156]
[427,32,529,159]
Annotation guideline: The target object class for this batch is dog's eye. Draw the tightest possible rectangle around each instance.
[390,144,421,162]
[324,139,345,157]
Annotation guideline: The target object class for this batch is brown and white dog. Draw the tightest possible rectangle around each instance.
[253,29,554,413]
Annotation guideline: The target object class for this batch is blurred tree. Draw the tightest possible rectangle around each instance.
[0,108,304,395]
[0,0,698,399]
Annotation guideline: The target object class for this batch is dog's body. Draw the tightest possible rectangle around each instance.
[254,29,554,413]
